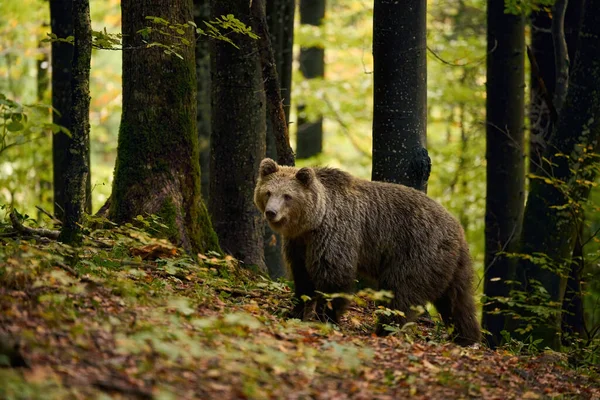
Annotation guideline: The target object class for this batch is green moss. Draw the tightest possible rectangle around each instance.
[158,198,180,243]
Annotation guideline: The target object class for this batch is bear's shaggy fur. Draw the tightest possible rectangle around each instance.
[254,158,481,345]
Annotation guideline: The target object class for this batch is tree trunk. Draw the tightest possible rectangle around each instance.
[482,0,526,348]
[210,0,266,270]
[519,0,600,349]
[194,0,211,202]
[37,33,52,223]
[296,0,325,159]
[371,0,429,190]
[250,0,295,167]
[264,0,295,278]
[529,1,584,173]
[50,0,91,220]
[58,0,91,245]
[111,0,219,254]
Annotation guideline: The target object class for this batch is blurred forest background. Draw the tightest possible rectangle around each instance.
[0,0,487,269]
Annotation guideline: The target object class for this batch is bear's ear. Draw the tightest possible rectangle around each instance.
[259,158,278,178]
[295,167,315,186]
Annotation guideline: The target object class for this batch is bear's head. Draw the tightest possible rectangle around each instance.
[254,158,326,238]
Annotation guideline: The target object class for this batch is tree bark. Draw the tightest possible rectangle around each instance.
[264,0,295,279]
[296,0,325,159]
[58,0,91,245]
[194,0,211,202]
[482,0,525,348]
[529,1,584,173]
[250,0,295,167]
[371,0,429,190]
[111,0,220,254]
[210,0,266,270]
[519,0,600,349]
[50,0,91,220]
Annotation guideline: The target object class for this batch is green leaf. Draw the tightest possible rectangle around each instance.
[6,121,24,132]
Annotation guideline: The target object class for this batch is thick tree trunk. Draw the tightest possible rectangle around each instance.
[58,0,91,245]
[264,0,295,278]
[111,0,219,254]
[50,0,91,220]
[482,0,526,348]
[210,0,266,270]
[371,0,429,190]
[296,0,325,159]
[194,0,211,202]
[519,0,600,349]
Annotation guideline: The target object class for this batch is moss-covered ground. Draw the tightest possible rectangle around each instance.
[0,222,598,399]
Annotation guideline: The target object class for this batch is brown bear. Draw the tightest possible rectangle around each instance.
[254,158,481,345]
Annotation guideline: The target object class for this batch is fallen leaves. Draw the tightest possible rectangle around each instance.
[0,235,599,399]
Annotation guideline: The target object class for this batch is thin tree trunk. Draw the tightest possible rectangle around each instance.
[111,0,219,254]
[264,0,295,279]
[519,0,600,349]
[529,1,584,174]
[296,0,325,159]
[194,0,211,202]
[58,0,91,245]
[210,0,266,270]
[50,0,91,220]
[37,33,52,223]
[482,0,525,348]
[250,0,295,167]
[371,0,429,190]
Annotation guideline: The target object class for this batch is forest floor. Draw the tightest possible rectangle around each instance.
[0,221,599,400]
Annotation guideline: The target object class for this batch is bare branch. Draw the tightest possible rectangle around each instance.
[9,211,60,240]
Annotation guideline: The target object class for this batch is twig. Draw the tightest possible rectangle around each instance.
[56,261,80,278]
[322,95,372,158]
[93,379,153,400]
[426,39,497,67]
[35,206,61,225]
[9,211,60,240]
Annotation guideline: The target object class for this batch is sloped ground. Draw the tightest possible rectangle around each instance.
[0,225,598,399]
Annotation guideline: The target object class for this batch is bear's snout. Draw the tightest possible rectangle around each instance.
[265,209,277,220]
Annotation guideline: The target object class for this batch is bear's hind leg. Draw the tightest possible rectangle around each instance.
[433,267,481,346]
[375,271,422,335]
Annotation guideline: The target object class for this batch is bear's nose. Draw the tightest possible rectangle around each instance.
[265,210,277,220]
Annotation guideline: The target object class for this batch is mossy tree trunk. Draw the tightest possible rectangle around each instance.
[482,0,525,348]
[50,0,91,220]
[209,0,266,271]
[194,0,211,202]
[264,0,295,278]
[296,0,325,160]
[371,0,430,190]
[58,0,91,245]
[111,0,219,254]
[518,1,600,349]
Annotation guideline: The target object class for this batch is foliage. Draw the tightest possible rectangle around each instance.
[484,148,600,360]
[1,218,599,397]
[43,14,259,59]
[504,0,555,15]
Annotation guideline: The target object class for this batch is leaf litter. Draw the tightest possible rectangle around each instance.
[0,227,598,399]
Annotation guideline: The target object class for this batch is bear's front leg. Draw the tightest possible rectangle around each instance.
[283,239,315,320]
[309,258,356,325]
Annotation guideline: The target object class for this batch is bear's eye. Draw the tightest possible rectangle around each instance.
[266,190,271,197]
[284,194,292,201]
